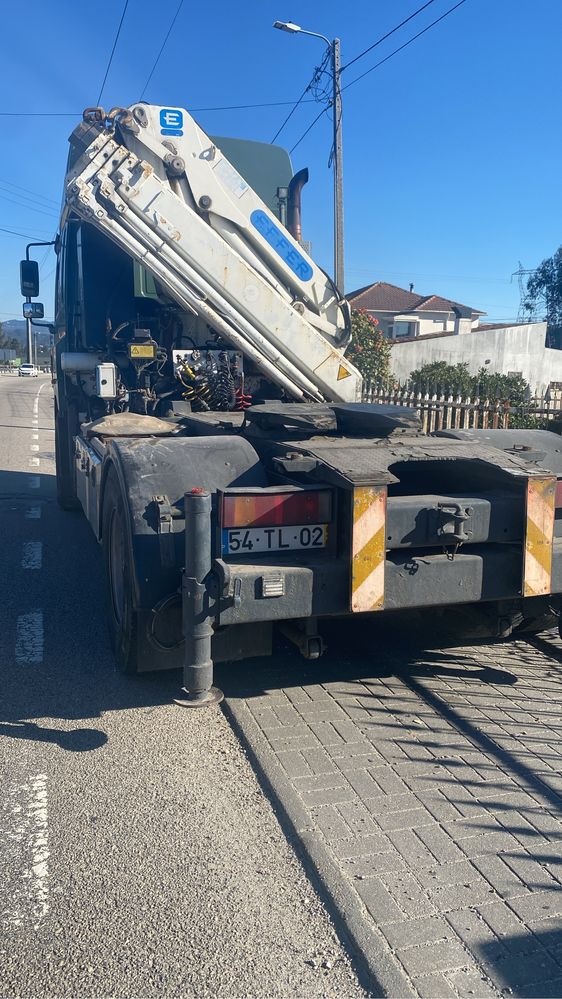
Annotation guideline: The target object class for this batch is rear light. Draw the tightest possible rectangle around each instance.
[222,490,332,528]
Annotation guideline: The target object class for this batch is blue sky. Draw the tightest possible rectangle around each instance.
[1,0,561,323]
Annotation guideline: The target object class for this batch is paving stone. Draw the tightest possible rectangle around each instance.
[337,800,380,837]
[428,877,496,913]
[309,804,352,843]
[376,806,435,833]
[379,871,437,918]
[522,914,562,949]
[345,768,384,798]
[299,784,357,807]
[485,950,562,990]
[509,890,562,923]
[382,914,454,950]
[267,732,318,752]
[387,828,437,869]
[276,749,312,779]
[324,743,380,764]
[470,853,529,899]
[515,978,562,999]
[333,830,392,859]
[445,967,502,998]
[458,830,523,860]
[308,721,347,748]
[234,632,562,999]
[501,852,561,892]
[416,825,467,865]
[410,972,459,998]
[417,860,480,889]
[341,851,406,878]
[396,937,469,976]
[477,900,544,951]
[300,746,335,775]
[354,875,404,924]
[446,906,508,964]
[294,771,348,793]
[414,791,466,823]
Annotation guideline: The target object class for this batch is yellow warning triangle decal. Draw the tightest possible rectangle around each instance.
[337,365,351,380]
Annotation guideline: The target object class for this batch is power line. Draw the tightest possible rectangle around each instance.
[0,225,46,240]
[341,0,438,71]
[343,0,469,91]
[0,192,59,219]
[0,178,59,208]
[290,107,328,154]
[289,0,469,153]
[0,184,58,214]
[271,49,331,144]
[96,0,130,106]
[139,0,185,99]
[0,99,321,118]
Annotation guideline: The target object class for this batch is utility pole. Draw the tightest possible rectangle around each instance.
[332,37,344,294]
[273,21,345,293]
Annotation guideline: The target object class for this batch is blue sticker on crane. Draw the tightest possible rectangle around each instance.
[250,210,313,281]
[159,108,184,136]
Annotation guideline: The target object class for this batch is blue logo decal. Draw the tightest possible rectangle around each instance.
[159,108,184,136]
[250,210,313,282]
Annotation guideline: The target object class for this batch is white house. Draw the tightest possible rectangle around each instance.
[347,281,485,339]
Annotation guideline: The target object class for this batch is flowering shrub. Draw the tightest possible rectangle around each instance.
[345,309,392,384]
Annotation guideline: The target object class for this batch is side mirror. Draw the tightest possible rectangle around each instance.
[20,259,39,297]
[23,302,44,319]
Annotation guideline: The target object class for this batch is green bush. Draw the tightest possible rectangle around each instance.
[407,361,530,403]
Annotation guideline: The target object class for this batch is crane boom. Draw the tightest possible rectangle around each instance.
[64,103,362,403]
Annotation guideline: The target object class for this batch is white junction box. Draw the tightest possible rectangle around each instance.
[95,363,117,399]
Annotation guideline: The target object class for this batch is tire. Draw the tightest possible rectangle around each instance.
[102,468,145,674]
[55,406,79,510]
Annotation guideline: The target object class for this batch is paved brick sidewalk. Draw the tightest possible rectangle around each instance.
[223,634,562,998]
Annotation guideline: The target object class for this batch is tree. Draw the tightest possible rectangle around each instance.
[523,246,562,324]
[345,309,392,384]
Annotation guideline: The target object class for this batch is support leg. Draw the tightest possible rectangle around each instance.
[175,489,223,708]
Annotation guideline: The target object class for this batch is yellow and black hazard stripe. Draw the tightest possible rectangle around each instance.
[523,475,556,597]
[350,486,386,612]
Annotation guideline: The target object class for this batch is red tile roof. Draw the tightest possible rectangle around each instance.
[347,281,484,316]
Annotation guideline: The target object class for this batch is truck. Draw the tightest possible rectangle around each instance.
[42,102,562,706]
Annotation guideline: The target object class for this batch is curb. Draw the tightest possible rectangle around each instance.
[222,696,415,999]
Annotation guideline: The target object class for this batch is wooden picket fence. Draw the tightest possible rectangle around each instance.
[362,384,562,434]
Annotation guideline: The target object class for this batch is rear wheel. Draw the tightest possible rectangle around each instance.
[102,468,144,674]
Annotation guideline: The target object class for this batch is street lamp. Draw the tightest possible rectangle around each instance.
[273,20,345,294]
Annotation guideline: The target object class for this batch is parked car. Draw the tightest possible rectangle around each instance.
[18,364,39,378]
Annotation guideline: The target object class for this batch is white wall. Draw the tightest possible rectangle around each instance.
[389,322,562,394]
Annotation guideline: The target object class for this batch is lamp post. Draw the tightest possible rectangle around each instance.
[273,20,344,294]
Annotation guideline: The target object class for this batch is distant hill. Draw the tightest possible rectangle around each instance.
[3,319,52,347]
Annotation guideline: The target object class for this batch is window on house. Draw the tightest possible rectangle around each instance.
[393,321,417,338]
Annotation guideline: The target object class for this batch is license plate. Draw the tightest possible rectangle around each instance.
[222,523,328,555]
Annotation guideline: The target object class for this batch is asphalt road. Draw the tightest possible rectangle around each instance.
[0,375,367,999]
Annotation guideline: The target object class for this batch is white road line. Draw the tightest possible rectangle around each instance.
[15,610,44,663]
[29,458,40,467]
[32,434,39,440]
[28,476,40,489]
[28,775,50,928]
[30,445,39,452]
[21,542,43,570]
[2,774,50,930]
[25,506,42,520]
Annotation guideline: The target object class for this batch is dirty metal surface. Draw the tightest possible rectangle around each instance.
[221,628,562,998]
